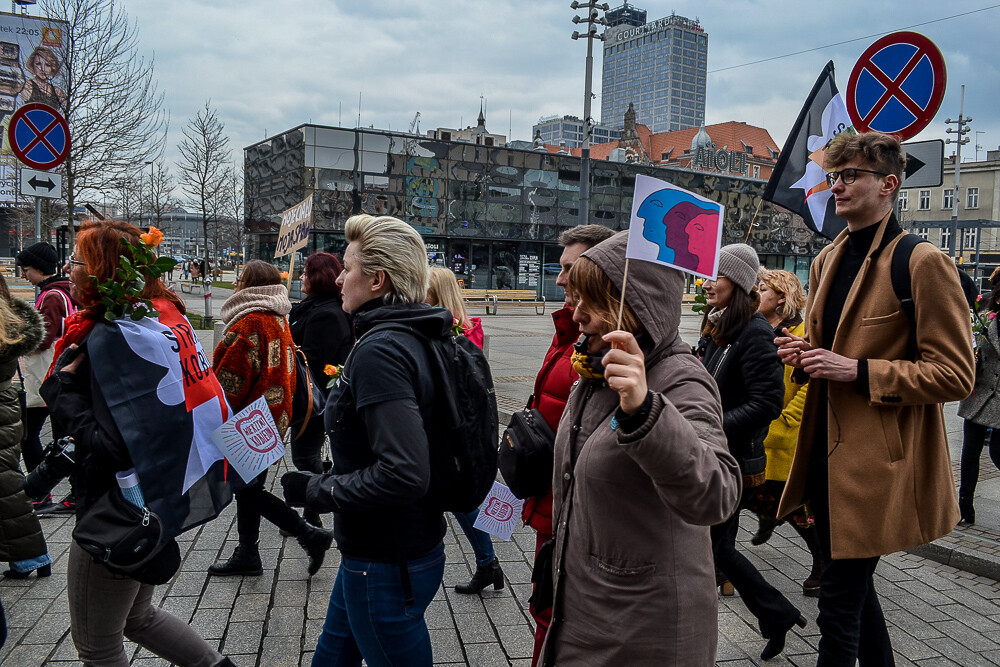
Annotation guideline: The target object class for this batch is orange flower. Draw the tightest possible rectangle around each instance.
[139,226,164,247]
[323,364,339,377]
[281,271,290,280]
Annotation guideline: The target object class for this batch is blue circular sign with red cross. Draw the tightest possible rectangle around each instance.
[7,103,71,170]
[846,31,946,141]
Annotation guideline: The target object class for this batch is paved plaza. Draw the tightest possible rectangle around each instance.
[3,303,1000,666]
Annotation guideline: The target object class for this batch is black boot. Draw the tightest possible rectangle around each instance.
[295,518,333,576]
[761,613,807,660]
[455,557,504,594]
[959,495,976,525]
[208,543,263,577]
[793,523,826,598]
[751,518,780,546]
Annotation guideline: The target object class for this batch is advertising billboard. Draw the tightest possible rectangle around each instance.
[0,11,69,204]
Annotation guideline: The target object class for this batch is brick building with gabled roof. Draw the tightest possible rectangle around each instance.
[545,119,781,181]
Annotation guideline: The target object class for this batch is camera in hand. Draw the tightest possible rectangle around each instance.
[22,437,76,500]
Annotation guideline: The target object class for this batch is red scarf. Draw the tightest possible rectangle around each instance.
[46,311,96,380]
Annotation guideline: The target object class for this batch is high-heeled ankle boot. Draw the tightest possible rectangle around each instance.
[455,557,504,594]
[761,613,807,660]
[751,518,780,546]
[2,563,51,579]
[793,523,826,598]
[959,495,976,525]
[295,517,333,576]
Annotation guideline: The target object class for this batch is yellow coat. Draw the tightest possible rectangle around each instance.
[763,321,807,482]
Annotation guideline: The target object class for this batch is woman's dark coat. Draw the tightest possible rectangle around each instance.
[0,299,47,562]
[289,293,353,374]
[700,311,785,477]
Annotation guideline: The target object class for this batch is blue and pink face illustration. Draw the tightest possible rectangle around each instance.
[636,189,720,274]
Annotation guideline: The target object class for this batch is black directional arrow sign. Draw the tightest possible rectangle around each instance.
[901,139,943,188]
[20,168,62,199]
[28,176,55,191]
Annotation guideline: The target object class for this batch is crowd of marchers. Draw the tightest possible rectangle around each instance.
[0,130,991,667]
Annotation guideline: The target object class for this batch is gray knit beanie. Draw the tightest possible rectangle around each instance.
[717,243,760,294]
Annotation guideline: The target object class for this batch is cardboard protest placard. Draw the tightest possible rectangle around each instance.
[210,396,285,484]
[626,174,724,280]
[473,481,524,541]
[274,195,313,258]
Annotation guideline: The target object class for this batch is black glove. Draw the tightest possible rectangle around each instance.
[281,471,312,507]
[21,437,75,500]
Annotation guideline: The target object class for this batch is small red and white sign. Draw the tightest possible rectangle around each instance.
[211,396,285,483]
[473,481,524,541]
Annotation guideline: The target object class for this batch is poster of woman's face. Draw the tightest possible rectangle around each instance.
[628,174,724,280]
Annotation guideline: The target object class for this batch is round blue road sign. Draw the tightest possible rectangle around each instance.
[8,103,71,171]
[846,31,946,141]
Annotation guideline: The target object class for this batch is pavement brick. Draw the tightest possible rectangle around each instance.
[7,312,1000,665]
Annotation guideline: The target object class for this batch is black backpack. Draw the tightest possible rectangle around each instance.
[890,233,975,359]
[364,323,499,513]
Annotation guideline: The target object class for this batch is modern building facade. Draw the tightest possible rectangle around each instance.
[897,149,1000,286]
[533,115,622,149]
[244,124,826,300]
[601,5,707,133]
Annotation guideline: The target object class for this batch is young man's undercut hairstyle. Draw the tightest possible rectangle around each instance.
[825,131,906,197]
[559,224,616,249]
[344,214,429,305]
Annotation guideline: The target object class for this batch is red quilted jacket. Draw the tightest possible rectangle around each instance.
[522,305,580,536]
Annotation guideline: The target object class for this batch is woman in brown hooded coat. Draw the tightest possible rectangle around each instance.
[539,231,741,666]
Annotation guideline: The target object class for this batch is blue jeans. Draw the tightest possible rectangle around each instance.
[453,509,496,566]
[312,543,445,667]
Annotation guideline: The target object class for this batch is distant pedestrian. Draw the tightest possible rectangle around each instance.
[957,286,1000,524]
[15,241,76,515]
[698,244,805,661]
[426,266,500,594]
[207,260,333,578]
[540,231,740,666]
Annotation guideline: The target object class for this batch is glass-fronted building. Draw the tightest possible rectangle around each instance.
[245,124,826,299]
[533,115,623,149]
[601,8,708,133]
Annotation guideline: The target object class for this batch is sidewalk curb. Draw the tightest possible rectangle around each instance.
[908,530,1000,580]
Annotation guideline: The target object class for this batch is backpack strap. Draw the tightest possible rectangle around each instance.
[890,233,930,361]
[293,346,314,440]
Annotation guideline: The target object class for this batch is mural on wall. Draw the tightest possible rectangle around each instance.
[245,127,830,259]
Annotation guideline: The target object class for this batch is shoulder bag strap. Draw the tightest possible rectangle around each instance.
[294,345,313,440]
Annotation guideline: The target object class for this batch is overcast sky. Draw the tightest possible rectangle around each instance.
[114,1,1000,170]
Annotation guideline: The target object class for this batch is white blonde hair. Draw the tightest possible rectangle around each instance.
[427,266,468,326]
[344,214,428,304]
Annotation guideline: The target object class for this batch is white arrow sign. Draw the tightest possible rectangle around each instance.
[20,168,62,199]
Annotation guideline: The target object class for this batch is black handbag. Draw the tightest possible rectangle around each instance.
[292,346,326,440]
[498,395,556,500]
[72,488,180,585]
[528,537,555,613]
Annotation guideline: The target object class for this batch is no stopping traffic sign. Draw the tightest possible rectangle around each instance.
[846,31,946,141]
[8,103,71,171]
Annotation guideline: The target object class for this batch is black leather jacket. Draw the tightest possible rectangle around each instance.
[699,312,784,476]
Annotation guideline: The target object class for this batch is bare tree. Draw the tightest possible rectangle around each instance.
[177,101,229,321]
[219,163,246,275]
[40,0,167,242]
[147,159,176,226]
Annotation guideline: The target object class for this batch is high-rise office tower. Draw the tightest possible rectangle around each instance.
[601,4,707,133]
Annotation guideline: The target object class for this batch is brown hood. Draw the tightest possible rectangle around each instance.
[581,230,687,359]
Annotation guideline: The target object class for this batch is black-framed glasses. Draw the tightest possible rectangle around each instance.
[825,168,888,187]
[67,253,85,267]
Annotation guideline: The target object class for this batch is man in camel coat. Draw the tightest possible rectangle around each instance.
[777,131,974,666]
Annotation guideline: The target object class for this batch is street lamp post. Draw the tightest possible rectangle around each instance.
[945,84,971,259]
[571,1,608,227]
